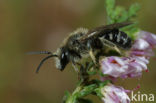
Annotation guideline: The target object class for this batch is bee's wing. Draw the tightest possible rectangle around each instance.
[80,22,132,41]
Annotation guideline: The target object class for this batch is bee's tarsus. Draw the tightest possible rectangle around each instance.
[114,46,121,54]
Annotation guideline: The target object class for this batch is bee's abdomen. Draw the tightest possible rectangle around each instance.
[102,30,132,49]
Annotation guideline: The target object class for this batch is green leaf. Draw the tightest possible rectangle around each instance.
[106,0,115,14]
[117,7,129,22]
[128,3,140,17]
[63,91,71,103]
[78,84,97,97]
[106,0,115,24]
[65,91,71,99]
[111,6,123,22]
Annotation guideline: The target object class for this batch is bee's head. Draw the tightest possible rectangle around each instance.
[29,47,70,73]
[55,47,69,71]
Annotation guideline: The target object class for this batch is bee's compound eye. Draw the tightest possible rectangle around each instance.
[61,53,65,58]
[59,51,69,71]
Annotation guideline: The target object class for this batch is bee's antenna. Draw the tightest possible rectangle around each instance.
[36,54,58,73]
[27,51,52,55]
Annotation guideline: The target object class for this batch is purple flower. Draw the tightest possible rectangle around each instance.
[100,56,149,78]
[131,31,156,57]
[138,31,156,47]
[100,31,156,78]
[101,84,130,103]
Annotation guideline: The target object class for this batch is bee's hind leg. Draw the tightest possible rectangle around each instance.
[99,38,121,55]
[114,46,121,55]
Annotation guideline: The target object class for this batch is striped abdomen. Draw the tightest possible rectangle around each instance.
[100,30,132,49]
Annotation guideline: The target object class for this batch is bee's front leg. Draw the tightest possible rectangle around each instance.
[71,61,80,72]
[71,61,85,80]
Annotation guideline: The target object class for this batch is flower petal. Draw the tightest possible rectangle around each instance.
[138,31,156,46]
[132,39,149,50]
[100,56,149,78]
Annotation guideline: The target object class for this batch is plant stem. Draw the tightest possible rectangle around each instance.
[65,85,82,103]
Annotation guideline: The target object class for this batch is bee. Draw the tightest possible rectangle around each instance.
[30,22,132,73]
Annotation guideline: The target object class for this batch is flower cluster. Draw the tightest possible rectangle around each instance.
[100,31,156,103]
[100,56,149,78]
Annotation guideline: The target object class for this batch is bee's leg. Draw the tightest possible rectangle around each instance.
[100,38,121,55]
[87,41,97,64]
[72,61,86,80]
[89,50,96,64]
[79,63,90,82]
[114,46,121,54]
[71,61,79,72]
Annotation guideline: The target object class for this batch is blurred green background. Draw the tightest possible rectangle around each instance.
[0,0,156,103]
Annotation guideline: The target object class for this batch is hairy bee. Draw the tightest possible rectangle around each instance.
[30,22,132,73]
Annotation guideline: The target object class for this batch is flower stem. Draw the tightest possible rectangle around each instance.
[65,85,82,103]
